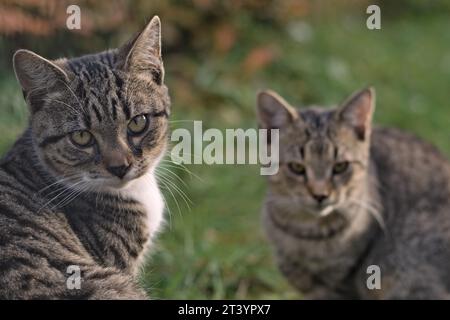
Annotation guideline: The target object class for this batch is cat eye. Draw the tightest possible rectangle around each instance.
[128,114,149,135]
[333,161,349,175]
[288,162,306,175]
[70,130,94,147]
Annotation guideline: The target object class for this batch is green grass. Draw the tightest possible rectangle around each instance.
[0,12,449,299]
[0,78,28,153]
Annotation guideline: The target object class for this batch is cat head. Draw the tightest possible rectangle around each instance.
[257,88,375,217]
[13,16,170,191]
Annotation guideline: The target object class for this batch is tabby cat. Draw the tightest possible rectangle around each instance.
[0,16,170,299]
[258,88,450,299]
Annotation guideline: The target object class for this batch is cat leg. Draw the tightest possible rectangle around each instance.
[61,265,148,300]
[380,281,450,300]
[0,262,147,300]
[276,255,345,299]
[357,262,450,300]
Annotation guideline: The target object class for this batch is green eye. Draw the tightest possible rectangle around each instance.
[288,162,306,175]
[128,114,148,135]
[333,161,349,175]
[70,130,93,147]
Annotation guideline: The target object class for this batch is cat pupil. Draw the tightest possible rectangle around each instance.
[129,115,148,134]
[333,161,349,174]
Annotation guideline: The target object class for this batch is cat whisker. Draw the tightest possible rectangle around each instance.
[168,150,203,162]
[38,173,83,194]
[41,98,82,117]
[38,179,86,212]
[155,167,192,212]
[159,159,203,182]
[149,176,173,230]
[156,171,193,208]
[51,182,90,209]
[156,166,188,188]
[152,173,183,217]
[348,199,386,234]
[57,79,84,112]
[50,182,89,208]
[161,152,204,182]
[40,179,89,202]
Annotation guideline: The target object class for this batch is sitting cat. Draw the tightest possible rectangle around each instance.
[0,16,170,299]
[257,88,450,299]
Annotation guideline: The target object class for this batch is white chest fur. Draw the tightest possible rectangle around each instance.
[120,171,165,241]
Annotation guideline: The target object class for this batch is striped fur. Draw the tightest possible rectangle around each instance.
[0,17,170,299]
[258,88,450,299]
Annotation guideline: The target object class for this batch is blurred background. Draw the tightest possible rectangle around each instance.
[1,0,449,299]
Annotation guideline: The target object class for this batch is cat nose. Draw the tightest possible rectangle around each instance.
[312,194,328,204]
[107,164,131,179]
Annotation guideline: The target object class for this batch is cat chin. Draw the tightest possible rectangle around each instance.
[268,208,347,240]
[81,174,143,193]
[105,179,134,191]
[83,166,154,192]
[296,205,335,219]
[77,156,162,193]
[318,206,335,217]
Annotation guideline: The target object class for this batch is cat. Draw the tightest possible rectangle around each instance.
[0,16,170,299]
[257,88,450,299]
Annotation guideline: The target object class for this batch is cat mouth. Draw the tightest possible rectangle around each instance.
[268,210,348,240]
[82,175,136,191]
[85,167,149,190]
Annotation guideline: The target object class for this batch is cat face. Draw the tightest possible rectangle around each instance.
[13,16,170,191]
[257,88,374,217]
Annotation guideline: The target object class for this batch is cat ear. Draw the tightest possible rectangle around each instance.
[13,49,70,95]
[117,16,164,85]
[337,87,375,141]
[257,90,298,130]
